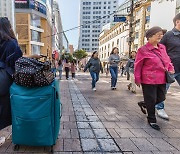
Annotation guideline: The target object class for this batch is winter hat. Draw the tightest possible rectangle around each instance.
[145,26,163,39]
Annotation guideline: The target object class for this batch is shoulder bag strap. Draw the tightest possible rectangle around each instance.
[144,45,166,70]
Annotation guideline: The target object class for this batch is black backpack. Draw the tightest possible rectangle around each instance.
[14,57,54,87]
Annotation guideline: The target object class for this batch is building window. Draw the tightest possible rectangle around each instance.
[147,6,151,12]
[117,39,119,45]
[145,16,150,24]
[112,42,114,48]
[31,14,41,28]
[31,45,41,55]
[135,32,139,39]
[31,30,41,42]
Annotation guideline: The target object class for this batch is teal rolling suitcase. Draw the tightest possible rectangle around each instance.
[10,79,61,152]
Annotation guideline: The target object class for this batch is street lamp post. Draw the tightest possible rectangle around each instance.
[128,0,134,58]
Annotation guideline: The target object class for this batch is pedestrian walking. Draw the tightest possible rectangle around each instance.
[0,17,44,146]
[105,63,109,77]
[134,26,174,130]
[84,51,103,91]
[126,51,137,93]
[64,59,70,80]
[71,60,76,79]
[155,13,180,120]
[108,47,120,90]
[57,59,63,80]
[120,64,125,77]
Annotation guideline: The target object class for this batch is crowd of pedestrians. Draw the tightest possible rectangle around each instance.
[0,12,180,147]
[84,13,180,130]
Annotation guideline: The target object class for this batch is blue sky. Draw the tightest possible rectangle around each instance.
[58,0,124,50]
[59,0,80,49]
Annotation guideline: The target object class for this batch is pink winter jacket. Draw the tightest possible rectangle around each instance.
[134,42,174,85]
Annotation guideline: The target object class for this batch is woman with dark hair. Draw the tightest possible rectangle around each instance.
[135,26,174,130]
[84,51,103,91]
[108,47,120,90]
[64,59,70,80]
[71,60,76,80]
[0,17,41,146]
[0,17,23,145]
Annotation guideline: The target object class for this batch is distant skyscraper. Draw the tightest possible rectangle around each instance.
[78,0,118,52]
[0,0,15,30]
[52,0,64,52]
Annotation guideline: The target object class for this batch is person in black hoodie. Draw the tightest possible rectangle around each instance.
[0,17,40,146]
[0,17,22,146]
[84,51,103,91]
[155,13,180,120]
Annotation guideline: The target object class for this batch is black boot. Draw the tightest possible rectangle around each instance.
[138,101,146,114]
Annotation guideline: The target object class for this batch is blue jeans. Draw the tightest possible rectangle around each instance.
[110,66,118,87]
[90,71,99,88]
[155,72,180,110]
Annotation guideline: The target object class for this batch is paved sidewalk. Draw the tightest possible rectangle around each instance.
[0,73,180,153]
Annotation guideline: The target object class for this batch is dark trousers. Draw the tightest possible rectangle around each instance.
[72,73,75,78]
[0,69,12,130]
[0,93,12,130]
[141,84,166,123]
[65,67,69,79]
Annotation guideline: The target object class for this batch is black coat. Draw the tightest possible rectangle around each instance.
[0,39,22,129]
[160,28,180,73]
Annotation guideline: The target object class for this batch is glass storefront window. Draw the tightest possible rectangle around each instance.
[32,45,41,55]
[31,14,41,28]
[31,30,41,42]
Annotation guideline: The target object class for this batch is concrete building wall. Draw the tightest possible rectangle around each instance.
[150,0,177,30]
[0,0,15,30]
[52,1,63,53]
[99,23,129,63]
[16,13,31,55]
[78,0,118,52]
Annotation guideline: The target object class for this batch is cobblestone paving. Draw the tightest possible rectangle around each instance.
[0,73,180,154]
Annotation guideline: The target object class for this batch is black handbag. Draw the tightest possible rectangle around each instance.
[14,57,54,87]
[150,49,175,84]
[165,70,175,83]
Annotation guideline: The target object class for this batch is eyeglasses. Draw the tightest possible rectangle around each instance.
[154,33,163,37]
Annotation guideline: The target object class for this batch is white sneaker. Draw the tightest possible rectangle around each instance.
[0,137,5,146]
[92,88,96,91]
[157,109,169,120]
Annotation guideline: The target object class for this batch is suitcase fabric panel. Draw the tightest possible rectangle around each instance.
[10,81,60,146]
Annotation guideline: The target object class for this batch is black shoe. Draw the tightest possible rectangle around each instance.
[138,101,146,114]
[127,83,131,90]
[149,123,160,130]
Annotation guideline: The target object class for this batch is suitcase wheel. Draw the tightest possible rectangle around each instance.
[51,145,53,153]
[14,144,20,151]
